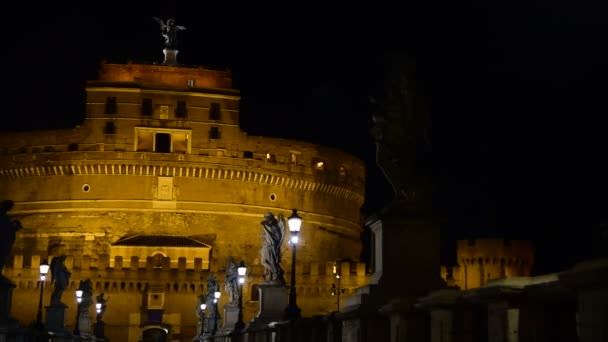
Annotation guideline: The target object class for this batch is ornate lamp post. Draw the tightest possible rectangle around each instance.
[234,261,247,332]
[331,262,345,312]
[284,209,302,320]
[35,259,50,330]
[212,291,221,336]
[198,302,206,338]
[74,289,83,335]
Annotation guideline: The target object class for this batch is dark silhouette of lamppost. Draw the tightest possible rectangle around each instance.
[35,259,50,330]
[284,209,302,320]
[234,261,247,333]
[331,262,345,312]
[197,302,206,339]
[74,288,83,336]
[212,290,221,336]
[94,293,108,340]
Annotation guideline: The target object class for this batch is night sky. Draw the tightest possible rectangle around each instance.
[4,3,607,275]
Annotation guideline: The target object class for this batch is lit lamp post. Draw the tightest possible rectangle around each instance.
[74,289,83,336]
[198,303,206,338]
[331,262,345,312]
[35,259,50,330]
[284,209,302,320]
[212,291,221,336]
[234,261,247,332]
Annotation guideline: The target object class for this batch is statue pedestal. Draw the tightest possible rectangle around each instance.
[250,284,287,327]
[221,304,241,333]
[0,277,19,331]
[163,49,179,65]
[339,203,441,342]
[45,304,71,336]
[78,314,92,336]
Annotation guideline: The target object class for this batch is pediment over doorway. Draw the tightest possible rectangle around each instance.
[110,234,211,270]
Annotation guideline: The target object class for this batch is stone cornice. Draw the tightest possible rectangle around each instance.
[0,161,364,204]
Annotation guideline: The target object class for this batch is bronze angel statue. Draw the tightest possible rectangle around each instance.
[260,212,286,284]
[152,17,186,49]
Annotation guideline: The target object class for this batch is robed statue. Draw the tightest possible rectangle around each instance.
[152,17,186,50]
[0,200,21,279]
[260,212,286,285]
[78,279,94,316]
[50,255,71,306]
[224,257,240,305]
[205,273,219,315]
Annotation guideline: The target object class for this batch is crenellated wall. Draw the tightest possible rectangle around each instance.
[3,253,369,341]
[441,239,534,290]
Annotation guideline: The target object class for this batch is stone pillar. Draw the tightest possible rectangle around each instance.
[249,284,287,327]
[163,49,179,65]
[559,258,608,342]
[339,207,440,342]
[416,288,469,342]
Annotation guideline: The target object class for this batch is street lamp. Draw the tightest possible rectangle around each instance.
[35,259,50,330]
[284,209,302,320]
[234,261,247,332]
[198,303,206,338]
[212,291,221,336]
[332,262,345,312]
[74,289,83,335]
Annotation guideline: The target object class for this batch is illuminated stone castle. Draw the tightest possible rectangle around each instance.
[0,61,370,341]
[441,239,534,290]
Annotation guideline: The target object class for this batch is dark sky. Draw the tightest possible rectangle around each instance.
[4,3,608,274]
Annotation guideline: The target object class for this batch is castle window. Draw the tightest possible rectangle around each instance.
[105,96,117,114]
[209,103,221,120]
[68,143,79,151]
[187,79,195,87]
[155,133,171,153]
[209,127,220,139]
[243,151,253,159]
[104,121,116,135]
[250,284,260,302]
[141,98,153,116]
[290,152,299,165]
[339,166,348,177]
[266,153,276,162]
[175,101,187,118]
[135,128,192,154]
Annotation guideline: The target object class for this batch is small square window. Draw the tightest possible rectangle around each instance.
[210,103,221,120]
[104,121,116,135]
[141,99,153,116]
[339,166,347,177]
[313,160,325,170]
[176,101,187,118]
[243,151,253,159]
[266,153,276,162]
[105,97,117,114]
[187,79,195,87]
[209,127,220,139]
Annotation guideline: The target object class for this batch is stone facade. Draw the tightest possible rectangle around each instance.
[0,61,371,341]
[441,239,534,290]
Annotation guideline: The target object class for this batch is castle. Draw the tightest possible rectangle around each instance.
[0,57,536,340]
[0,60,371,341]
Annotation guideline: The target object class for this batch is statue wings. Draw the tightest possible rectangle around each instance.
[152,16,166,29]
[277,214,286,259]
